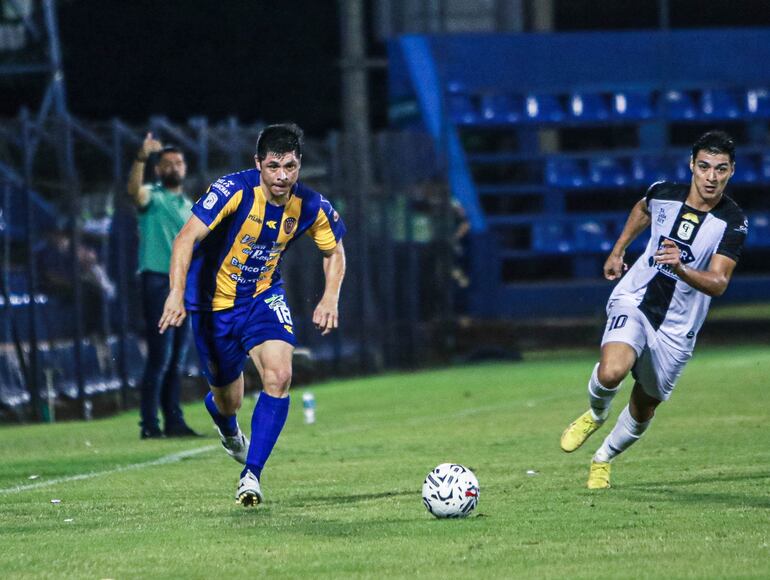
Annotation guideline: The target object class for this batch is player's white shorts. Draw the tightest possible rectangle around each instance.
[601,304,692,401]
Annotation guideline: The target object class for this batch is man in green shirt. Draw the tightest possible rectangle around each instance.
[127,133,200,439]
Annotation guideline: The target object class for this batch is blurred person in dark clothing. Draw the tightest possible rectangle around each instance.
[127,133,201,439]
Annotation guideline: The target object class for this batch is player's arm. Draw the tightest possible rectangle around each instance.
[158,215,210,334]
[127,132,163,208]
[604,198,651,280]
[654,240,737,297]
[313,240,346,336]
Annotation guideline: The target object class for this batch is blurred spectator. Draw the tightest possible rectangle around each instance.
[127,133,200,439]
[34,228,115,336]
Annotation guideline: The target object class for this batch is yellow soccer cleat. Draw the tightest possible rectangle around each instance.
[587,461,611,489]
[560,410,604,453]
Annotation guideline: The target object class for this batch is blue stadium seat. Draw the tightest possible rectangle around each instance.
[700,89,742,119]
[732,154,759,184]
[479,94,521,124]
[588,157,629,187]
[611,91,654,120]
[531,221,572,254]
[670,155,691,182]
[574,220,613,252]
[568,93,609,121]
[447,94,479,125]
[631,156,675,185]
[761,154,770,183]
[524,94,565,122]
[746,88,770,118]
[609,219,646,253]
[662,90,698,120]
[746,214,770,247]
[545,158,586,188]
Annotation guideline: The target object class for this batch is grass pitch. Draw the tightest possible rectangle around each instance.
[1,345,768,579]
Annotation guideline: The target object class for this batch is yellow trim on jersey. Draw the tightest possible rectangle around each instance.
[253,192,303,297]
[308,207,338,251]
[208,189,243,230]
[211,188,267,310]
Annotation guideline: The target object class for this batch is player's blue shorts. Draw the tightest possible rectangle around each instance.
[189,287,297,387]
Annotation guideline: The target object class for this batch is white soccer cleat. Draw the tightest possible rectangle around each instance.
[218,427,249,465]
[236,469,263,506]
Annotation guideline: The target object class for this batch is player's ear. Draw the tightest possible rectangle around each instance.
[689,155,694,173]
[254,155,261,170]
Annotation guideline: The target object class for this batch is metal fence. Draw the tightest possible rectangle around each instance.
[0,118,461,422]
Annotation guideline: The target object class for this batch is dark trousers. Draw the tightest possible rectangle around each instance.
[139,272,190,431]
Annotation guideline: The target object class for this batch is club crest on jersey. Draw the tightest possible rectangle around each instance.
[677,220,695,241]
[283,217,297,234]
[202,192,218,210]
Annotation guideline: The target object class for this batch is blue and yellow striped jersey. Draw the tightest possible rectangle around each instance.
[185,168,346,311]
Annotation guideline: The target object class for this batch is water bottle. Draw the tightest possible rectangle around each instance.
[302,392,316,424]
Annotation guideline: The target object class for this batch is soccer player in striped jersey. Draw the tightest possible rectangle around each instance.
[158,124,346,505]
[560,131,748,489]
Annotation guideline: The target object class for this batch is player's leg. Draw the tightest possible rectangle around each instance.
[190,310,250,462]
[243,340,293,477]
[588,381,661,489]
[561,305,646,453]
[561,342,637,452]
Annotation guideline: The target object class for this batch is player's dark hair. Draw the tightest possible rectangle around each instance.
[256,123,304,161]
[157,144,184,161]
[691,130,735,163]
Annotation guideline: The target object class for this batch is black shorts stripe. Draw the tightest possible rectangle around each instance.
[638,272,677,330]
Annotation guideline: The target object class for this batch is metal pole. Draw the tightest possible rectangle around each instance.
[112,119,130,407]
[20,109,42,420]
[340,0,374,372]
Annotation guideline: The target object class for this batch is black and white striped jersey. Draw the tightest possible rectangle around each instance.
[609,181,748,351]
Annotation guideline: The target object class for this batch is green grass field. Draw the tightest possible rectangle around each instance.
[1,345,769,579]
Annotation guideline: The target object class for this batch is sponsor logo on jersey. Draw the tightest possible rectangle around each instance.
[677,220,695,241]
[283,324,294,334]
[681,212,700,224]
[202,192,218,210]
[656,208,667,225]
[650,236,695,279]
[247,213,262,224]
[266,220,277,229]
[283,217,296,234]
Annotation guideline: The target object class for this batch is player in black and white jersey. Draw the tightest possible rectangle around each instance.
[560,131,748,489]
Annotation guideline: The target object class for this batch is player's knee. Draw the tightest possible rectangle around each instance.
[597,362,628,389]
[262,367,292,394]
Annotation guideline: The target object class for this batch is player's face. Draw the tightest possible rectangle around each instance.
[689,150,733,207]
[155,152,187,188]
[257,151,301,201]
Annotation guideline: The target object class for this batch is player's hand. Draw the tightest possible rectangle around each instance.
[654,239,682,268]
[158,289,186,334]
[603,252,627,281]
[139,132,163,160]
[312,297,338,336]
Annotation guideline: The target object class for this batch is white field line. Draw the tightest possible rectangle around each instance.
[0,445,217,495]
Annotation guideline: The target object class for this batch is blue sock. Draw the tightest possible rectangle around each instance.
[241,392,290,480]
[204,392,238,437]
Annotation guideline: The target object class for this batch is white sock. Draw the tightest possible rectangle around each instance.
[587,363,619,422]
[593,405,651,463]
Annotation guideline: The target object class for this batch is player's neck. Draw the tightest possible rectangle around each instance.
[685,187,721,212]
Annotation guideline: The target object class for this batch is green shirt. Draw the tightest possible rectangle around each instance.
[137,183,192,274]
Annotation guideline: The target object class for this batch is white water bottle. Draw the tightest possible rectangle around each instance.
[302,392,316,424]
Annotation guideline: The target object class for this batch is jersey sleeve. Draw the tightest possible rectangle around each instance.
[716,213,748,262]
[192,176,243,230]
[307,195,346,251]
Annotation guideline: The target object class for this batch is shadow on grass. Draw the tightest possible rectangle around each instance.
[285,489,415,507]
[623,471,770,509]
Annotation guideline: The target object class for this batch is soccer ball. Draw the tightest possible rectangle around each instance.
[422,463,479,518]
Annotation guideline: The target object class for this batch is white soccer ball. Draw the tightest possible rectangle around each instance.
[422,463,480,518]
